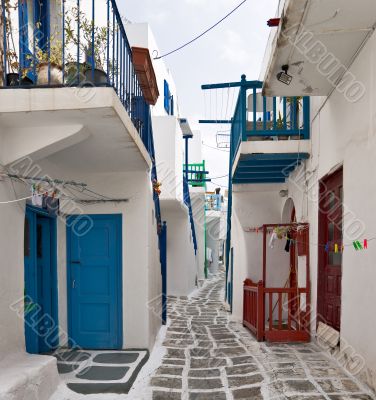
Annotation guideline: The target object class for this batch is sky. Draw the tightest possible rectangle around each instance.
[121,0,279,191]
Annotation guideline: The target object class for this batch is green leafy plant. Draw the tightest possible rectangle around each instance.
[65,6,109,71]
[2,0,19,73]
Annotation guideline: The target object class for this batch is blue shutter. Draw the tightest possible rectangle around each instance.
[170,95,174,116]
[164,80,170,113]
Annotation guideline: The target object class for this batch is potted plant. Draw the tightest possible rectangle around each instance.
[33,40,64,85]
[64,6,109,86]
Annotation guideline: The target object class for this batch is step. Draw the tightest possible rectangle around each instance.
[0,352,60,400]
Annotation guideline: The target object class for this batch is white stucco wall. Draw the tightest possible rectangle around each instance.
[152,116,184,202]
[162,208,197,296]
[191,190,206,284]
[284,28,376,389]
[233,25,376,392]
[230,186,290,322]
[206,215,221,274]
[125,23,180,119]
[126,24,202,298]
[0,140,161,356]
[32,163,162,350]
[0,179,26,357]
[189,131,203,165]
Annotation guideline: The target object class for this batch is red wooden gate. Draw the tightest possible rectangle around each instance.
[243,280,264,341]
[243,223,311,343]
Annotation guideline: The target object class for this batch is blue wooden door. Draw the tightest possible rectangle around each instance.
[67,215,122,349]
[24,207,58,354]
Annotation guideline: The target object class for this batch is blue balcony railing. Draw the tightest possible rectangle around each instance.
[225,75,311,306]
[1,0,149,144]
[230,75,310,167]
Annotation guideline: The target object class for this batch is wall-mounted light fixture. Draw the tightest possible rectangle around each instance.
[277,65,292,85]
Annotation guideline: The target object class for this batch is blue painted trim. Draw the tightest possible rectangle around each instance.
[303,96,311,139]
[201,80,262,90]
[160,222,167,325]
[199,119,232,124]
[240,153,309,161]
[66,214,123,349]
[24,207,38,354]
[233,178,286,184]
[24,204,59,354]
[246,129,305,137]
[236,165,296,173]
[230,247,234,313]
[234,172,290,179]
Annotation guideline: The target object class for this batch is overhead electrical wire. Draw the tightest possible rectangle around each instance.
[210,173,229,179]
[153,0,248,59]
[0,172,123,205]
[211,180,228,189]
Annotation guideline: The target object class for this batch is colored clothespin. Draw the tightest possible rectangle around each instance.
[334,243,339,253]
[364,239,368,249]
[353,240,363,250]
[341,244,345,252]
[353,241,359,250]
[325,243,329,252]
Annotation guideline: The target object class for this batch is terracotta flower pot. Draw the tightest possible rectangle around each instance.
[37,63,63,85]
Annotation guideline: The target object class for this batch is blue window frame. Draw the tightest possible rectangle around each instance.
[19,0,50,81]
[164,79,174,115]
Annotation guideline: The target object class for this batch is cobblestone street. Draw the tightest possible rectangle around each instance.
[149,269,375,400]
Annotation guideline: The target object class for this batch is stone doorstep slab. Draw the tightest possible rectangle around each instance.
[76,365,129,381]
[61,350,149,395]
[317,322,340,349]
[0,354,59,400]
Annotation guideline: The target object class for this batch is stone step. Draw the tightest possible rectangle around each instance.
[0,353,59,400]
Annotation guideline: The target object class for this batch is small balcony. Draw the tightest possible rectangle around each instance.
[205,193,222,212]
[183,161,209,188]
[230,76,310,185]
[0,0,158,163]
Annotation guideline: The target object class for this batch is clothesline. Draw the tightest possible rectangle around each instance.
[243,224,376,250]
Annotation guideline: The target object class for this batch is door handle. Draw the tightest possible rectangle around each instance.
[72,279,76,289]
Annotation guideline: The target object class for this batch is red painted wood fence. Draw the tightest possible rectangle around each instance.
[243,280,310,342]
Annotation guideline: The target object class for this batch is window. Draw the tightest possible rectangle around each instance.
[164,80,174,115]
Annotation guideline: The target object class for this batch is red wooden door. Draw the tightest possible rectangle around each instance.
[318,168,343,331]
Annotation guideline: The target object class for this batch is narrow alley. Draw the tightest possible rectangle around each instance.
[149,269,375,400]
[2,0,376,399]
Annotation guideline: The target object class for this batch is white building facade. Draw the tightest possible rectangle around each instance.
[0,2,164,398]
[227,0,376,393]
[125,23,206,296]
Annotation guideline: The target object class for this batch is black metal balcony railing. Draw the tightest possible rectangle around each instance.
[0,0,151,148]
